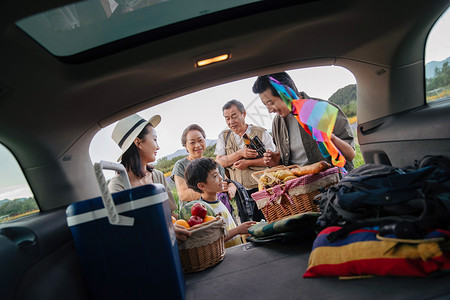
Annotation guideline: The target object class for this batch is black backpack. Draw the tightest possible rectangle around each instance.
[225,179,257,222]
[222,130,265,222]
[315,155,450,242]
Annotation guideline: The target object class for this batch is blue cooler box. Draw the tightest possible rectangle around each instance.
[66,162,185,300]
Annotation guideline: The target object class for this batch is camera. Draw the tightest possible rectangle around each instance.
[242,134,265,158]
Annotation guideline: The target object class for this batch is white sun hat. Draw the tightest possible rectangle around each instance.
[112,114,161,161]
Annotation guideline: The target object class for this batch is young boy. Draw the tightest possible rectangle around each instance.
[185,157,257,248]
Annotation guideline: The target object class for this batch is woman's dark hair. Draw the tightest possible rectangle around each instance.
[185,157,218,193]
[181,124,206,147]
[252,72,299,97]
[120,124,154,178]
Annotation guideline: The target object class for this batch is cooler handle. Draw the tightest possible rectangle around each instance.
[94,161,134,226]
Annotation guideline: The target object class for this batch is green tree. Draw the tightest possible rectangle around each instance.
[0,197,38,218]
[328,84,357,117]
[154,154,187,174]
[154,144,218,175]
[341,100,357,117]
[328,84,357,106]
[427,62,450,92]
[203,144,216,158]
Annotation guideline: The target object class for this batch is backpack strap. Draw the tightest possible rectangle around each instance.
[221,130,233,178]
[224,129,232,148]
[225,178,254,221]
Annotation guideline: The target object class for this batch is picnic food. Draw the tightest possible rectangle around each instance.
[291,161,331,177]
[274,169,295,180]
[283,175,298,183]
[259,173,281,187]
[203,215,215,222]
[191,203,208,219]
[179,200,215,221]
[188,215,204,227]
[255,161,333,189]
[174,219,190,229]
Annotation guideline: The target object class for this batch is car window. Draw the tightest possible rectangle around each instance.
[425,7,450,103]
[90,66,362,213]
[90,66,362,176]
[0,144,39,224]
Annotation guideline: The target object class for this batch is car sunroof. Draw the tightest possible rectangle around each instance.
[16,0,261,57]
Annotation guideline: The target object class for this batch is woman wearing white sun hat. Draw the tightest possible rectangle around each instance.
[108,113,191,242]
[108,113,177,212]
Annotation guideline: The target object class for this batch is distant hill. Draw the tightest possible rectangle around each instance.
[328,84,357,106]
[13,197,30,202]
[0,197,29,204]
[426,57,450,79]
[165,148,188,160]
[165,139,217,160]
[328,84,357,117]
[0,199,10,206]
[0,197,38,218]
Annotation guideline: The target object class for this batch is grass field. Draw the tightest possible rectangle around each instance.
[426,86,450,102]
[353,143,365,168]
[0,209,39,223]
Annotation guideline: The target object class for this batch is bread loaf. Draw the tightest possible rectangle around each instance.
[283,175,298,183]
[291,161,331,177]
[275,170,295,180]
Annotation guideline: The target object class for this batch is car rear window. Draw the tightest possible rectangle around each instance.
[0,144,39,224]
[425,7,450,103]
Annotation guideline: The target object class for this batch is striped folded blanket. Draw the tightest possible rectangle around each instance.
[304,226,450,278]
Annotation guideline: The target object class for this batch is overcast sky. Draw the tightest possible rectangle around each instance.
[1,7,449,200]
[425,7,450,63]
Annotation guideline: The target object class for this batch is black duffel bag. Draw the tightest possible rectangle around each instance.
[315,155,450,242]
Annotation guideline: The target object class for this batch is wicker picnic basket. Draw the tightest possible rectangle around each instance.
[251,166,340,223]
[177,215,227,273]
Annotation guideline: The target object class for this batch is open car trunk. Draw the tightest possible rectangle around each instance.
[2,209,449,299]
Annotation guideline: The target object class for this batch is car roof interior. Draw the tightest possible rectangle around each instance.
[2,1,450,299]
[1,0,449,211]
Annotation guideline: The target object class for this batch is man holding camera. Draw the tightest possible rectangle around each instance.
[215,99,276,221]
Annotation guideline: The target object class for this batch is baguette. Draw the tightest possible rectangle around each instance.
[291,161,331,177]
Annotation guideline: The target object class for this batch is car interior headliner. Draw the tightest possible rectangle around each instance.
[0,0,448,209]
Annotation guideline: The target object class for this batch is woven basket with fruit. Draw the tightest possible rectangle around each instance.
[174,201,227,273]
[251,162,340,223]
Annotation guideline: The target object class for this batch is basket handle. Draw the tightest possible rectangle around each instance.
[94,161,134,226]
[251,172,261,182]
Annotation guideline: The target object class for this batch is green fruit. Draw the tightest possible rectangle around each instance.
[179,200,215,221]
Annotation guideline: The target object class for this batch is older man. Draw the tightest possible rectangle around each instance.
[215,99,276,221]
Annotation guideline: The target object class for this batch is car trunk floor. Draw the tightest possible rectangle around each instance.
[184,239,450,300]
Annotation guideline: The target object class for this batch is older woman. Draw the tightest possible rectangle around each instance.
[172,124,236,205]
[109,113,190,242]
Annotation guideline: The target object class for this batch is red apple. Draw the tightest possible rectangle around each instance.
[188,215,204,227]
[191,203,208,219]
